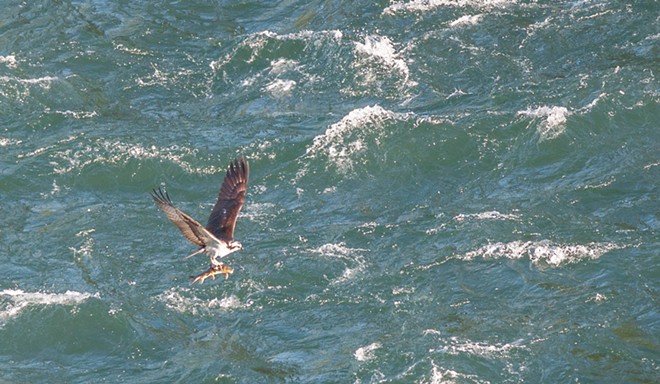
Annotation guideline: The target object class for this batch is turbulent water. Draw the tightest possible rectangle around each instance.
[1,1,658,382]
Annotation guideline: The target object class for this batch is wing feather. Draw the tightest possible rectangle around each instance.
[206,157,249,241]
[151,188,207,247]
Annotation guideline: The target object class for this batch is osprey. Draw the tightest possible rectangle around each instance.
[151,157,249,284]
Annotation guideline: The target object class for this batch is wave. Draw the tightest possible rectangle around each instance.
[354,342,382,362]
[301,104,444,180]
[517,105,570,141]
[449,14,485,27]
[459,240,623,266]
[0,55,18,69]
[210,29,416,101]
[0,289,99,325]
[384,0,513,15]
[0,75,60,102]
[0,137,23,147]
[310,243,369,284]
[156,287,252,316]
[304,105,412,174]
[20,136,223,176]
[349,34,416,97]
[427,333,526,358]
[453,210,521,222]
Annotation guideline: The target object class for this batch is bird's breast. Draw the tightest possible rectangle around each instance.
[205,240,234,258]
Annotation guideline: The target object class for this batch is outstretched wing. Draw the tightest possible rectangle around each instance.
[206,157,249,241]
[151,188,208,247]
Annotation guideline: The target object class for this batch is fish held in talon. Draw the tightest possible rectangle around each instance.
[190,264,234,284]
[151,157,249,284]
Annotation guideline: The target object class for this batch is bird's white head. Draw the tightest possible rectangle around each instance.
[228,240,243,251]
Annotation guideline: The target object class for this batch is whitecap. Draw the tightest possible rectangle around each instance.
[436,336,525,358]
[354,342,382,362]
[310,243,369,284]
[305,105,411,173]
[269,58,299,75]
[135,63,170,87]
[384,0,512,15]
[112,42,150,56]
[0,289,99,324]
[517,105,570,141]
[0,75,58,85]
[348,35,416,97]
[0,137,22,147]
[577,92,607,113]
[0,55,18,69]
[453,210,521,222]
[449,14,484,27]
[156,287,251,315]
[51,110,98,119]
[0,75,58,100]
[311,243,369,257]
[264,79,296,97]
[46,139,221,175]
[424,360,482,384]
[460,240,622,266]
[425,334,526,366]
[354,35,410,79]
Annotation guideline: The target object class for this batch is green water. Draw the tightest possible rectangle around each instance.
[1,1,658,382]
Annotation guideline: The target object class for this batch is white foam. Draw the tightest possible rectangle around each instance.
[0,137,22,147]
[269,58,299,75]
[349,35,416,96]
[355,35,410,78]
[449,14,484,27]
[0,289,99,324]
[354,342,382,362]
[44,139,221,175]
[52,110,98,119]
[461,240,622,266]
[113,42,150,56]
[384,0,512,15]
[0,75,58,100]
[311,243,369,284]
[578,92,607,113]
[425,361,469,384]
[157,287,251,315]
[412,358,486,384]
[517,105,570,141]
[437,336,525,358]
[311,243,369,257]
[136,63,170,87]
[0,55,18,69]
[264,79,296,97]
[0,75,58,85]
[453,210,521,222]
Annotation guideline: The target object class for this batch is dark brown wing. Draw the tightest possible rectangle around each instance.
[206,157,249,241]
[151,188,207,247]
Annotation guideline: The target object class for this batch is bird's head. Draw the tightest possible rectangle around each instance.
[228,240,243,251]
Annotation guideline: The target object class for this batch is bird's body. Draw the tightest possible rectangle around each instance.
[151,157,249,283]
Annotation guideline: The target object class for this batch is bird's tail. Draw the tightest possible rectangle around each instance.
[184,247,205,259]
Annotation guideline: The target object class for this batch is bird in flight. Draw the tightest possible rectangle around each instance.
[151,157,249,284]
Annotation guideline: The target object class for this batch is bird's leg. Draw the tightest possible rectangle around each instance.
[210,255,223,268]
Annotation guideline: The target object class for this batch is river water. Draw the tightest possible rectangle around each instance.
[1,1,658,382]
